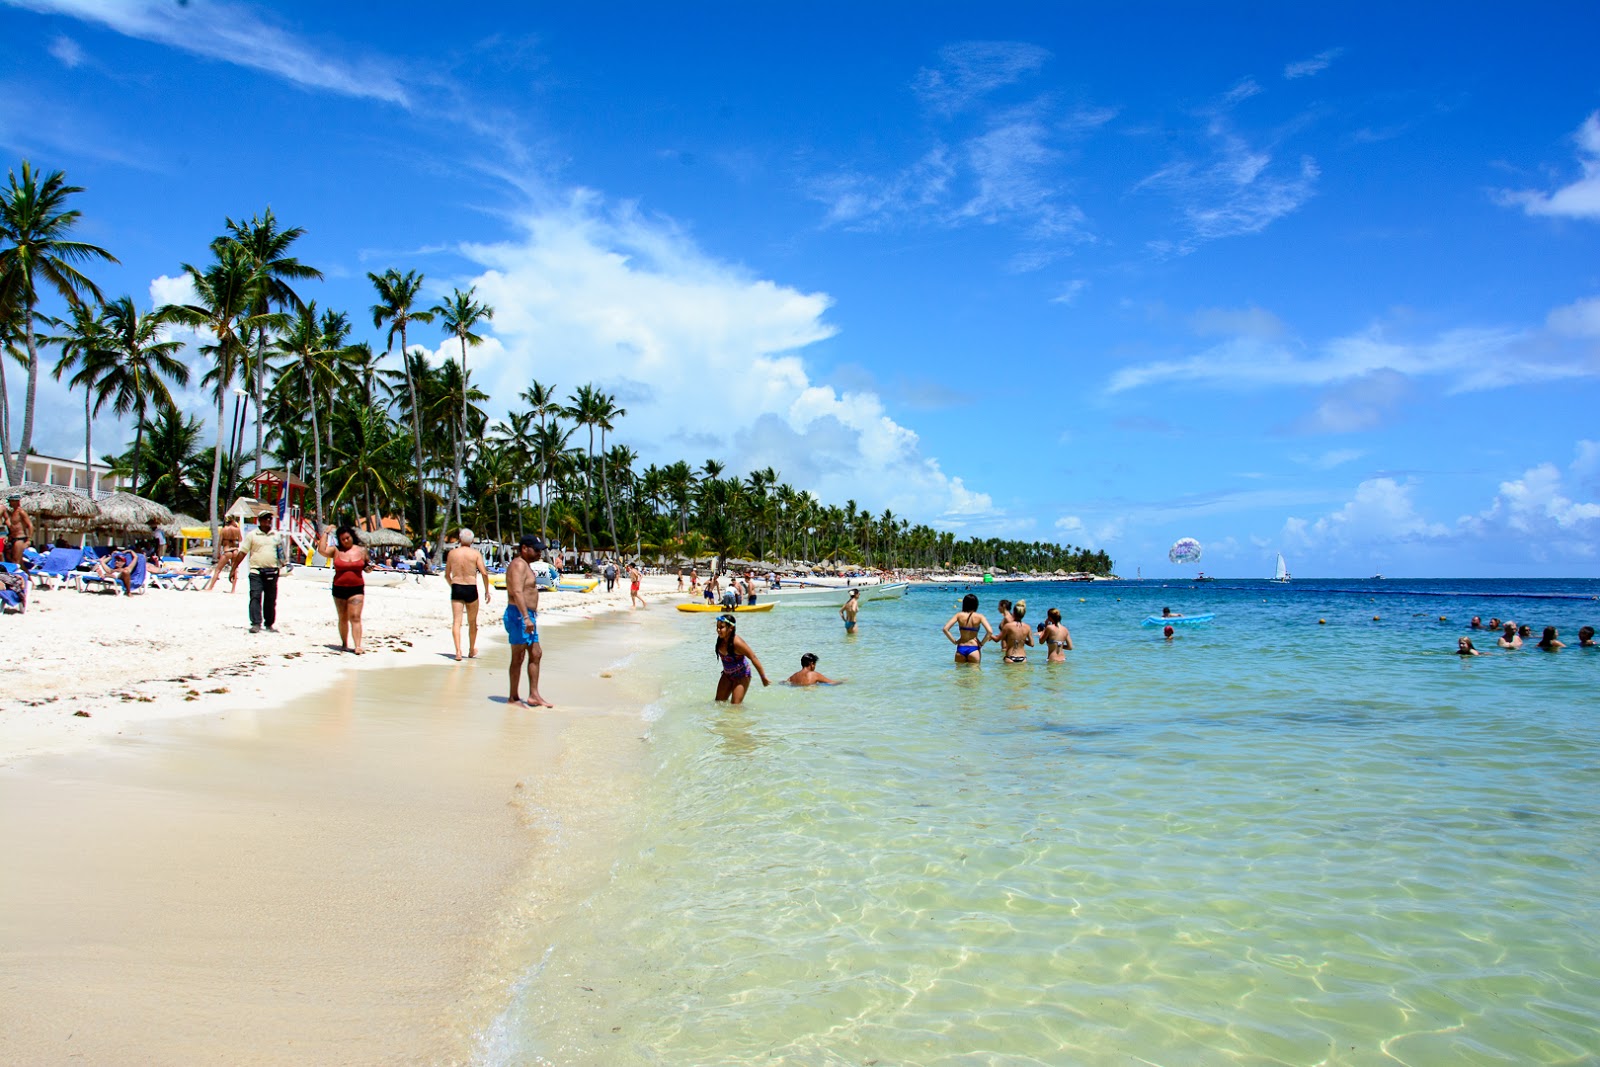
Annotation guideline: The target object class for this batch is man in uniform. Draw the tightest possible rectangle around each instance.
[504,535,552,708]
[240,511,282,633]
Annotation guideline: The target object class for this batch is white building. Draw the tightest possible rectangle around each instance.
[9,451,125,496]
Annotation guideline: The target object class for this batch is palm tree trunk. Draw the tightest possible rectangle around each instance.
[209,387,226,540]
[132,415,146,495]
[252,328,266,479]
[599,433,619,553]
[538,476,548,540]
[399,327,427,544]
[0,339,12,482]
[581,429,597,561]
[82,388,94,500]
[306,365,323,527]
[12,300,42,487]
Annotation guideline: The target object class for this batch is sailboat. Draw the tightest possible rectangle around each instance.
[1271,552,1291,583]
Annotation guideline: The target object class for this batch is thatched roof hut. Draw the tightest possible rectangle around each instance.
[92,491,174,531]
[0,483,98,521]
[358,528,413,549]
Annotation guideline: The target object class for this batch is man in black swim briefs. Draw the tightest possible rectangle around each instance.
[445,528,493,661]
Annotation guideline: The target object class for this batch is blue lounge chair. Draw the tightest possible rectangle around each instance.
[31,546,85,590]
[79,550,148,595]
[0,564,27,613]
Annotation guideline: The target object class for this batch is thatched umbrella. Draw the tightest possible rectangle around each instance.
[357,528,413,549]
[160,512,203,537]
[93,491,174,531]
[0,483,98,521]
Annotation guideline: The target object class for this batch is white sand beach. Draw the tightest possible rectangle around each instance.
[1,570,688,1065]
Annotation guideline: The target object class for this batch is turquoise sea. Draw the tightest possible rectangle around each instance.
[483,579,1600,1066]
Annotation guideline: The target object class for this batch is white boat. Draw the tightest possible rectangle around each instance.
[760,581,909,607]
[1271,553,1291,583]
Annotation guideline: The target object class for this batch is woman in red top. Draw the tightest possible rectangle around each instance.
[324,524,370,654]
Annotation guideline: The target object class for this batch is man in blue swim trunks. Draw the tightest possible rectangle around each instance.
[839,588,860,633]
[504,535,552,708]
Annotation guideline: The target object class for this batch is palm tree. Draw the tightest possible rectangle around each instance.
[429,286,492,554]
[177,243,276,537]
[121,404,206,512]
[369,268,434,538]
[222,210,320,477]
[530,419,573,539]
[271,302,355,527]
[94,295,190,491]
[0,161,118,485]
[565,383,607,557]
[593,392,626,553]
[43,301,115,498]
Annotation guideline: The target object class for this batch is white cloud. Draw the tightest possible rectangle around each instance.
[1498,111,1600,221]
[1108,319,1593,396]
[149,273,198,308]
[1284,477,1448,549]
[1299,448,1366,470]
[441,192,993,525]
[1546,294,1600,337]
[913,41,1051,115]
[46,33,84,67]
[1189,305,1286,339]
[1051,279,1087,305]
[1053,514,1123,548]
[1137,119,1319,246]
[7,0,409,105]
[1461,453,1600,546]
[1283,48,1343,80]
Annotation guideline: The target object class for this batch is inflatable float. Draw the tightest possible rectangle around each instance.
[1142,612,1214,627]
[677,602,776,613]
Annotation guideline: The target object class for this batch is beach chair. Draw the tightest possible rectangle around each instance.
[151,557,206,590]
[78,551,148,596]
[31,546,85,590]
[0,564,28,613]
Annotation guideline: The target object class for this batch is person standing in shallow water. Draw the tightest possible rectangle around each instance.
[714,614,769,703]
[840,589,860,633]
[1039,608,1074,660]
[942,593,993,664]
[504,535,552,708]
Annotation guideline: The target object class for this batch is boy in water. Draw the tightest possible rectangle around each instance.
[840,589,860,632]
[787,652,840,686]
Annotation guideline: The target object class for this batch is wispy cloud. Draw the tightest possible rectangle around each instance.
[1283,48,1343,80]
[1136,84,1319,248]
[913,41,1050,116]
[1107,319,1592,396]
[46,32,83,67]
[5,0,409,105]
[1051,279,1088,305]
[1497,111,1600,221]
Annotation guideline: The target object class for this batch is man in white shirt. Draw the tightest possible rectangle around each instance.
[241,511,283,633]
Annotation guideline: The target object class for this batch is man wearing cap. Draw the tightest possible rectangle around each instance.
[240,510,283,633]
[504,535,552,707]
[5,494,33,565]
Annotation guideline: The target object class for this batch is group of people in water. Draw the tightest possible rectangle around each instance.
[1457,616,1595,655]
[941,594,1074,664]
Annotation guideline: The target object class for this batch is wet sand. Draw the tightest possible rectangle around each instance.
[0,608,680,1066]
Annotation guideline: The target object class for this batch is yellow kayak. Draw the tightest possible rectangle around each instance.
[676,602,776,613]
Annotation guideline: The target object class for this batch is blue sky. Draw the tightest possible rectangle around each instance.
[3,1,1598,577]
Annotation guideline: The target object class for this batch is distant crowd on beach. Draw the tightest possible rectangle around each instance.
[1456,616,1596,655]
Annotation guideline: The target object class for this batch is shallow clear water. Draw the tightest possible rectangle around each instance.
[486,580,1600,1066]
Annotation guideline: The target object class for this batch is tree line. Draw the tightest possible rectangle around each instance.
[0,160,1114,575]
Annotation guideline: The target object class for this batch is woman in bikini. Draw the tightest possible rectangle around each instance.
[997,600,1034,663]
[941,593,994,664]
[1038,607,1074,662]
[323,524,369,654]
[714,614,770,704]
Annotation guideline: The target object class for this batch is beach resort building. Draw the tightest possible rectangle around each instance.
[10,451,126,496]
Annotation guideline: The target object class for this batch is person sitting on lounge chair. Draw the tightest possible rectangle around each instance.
[91,549,145,595]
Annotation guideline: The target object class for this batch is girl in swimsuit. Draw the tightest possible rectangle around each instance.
[1038,608,1073,662]
[714,615,770,704]
[998,600,1033,663]
[941,593,993,664]
[324,525,369,654]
